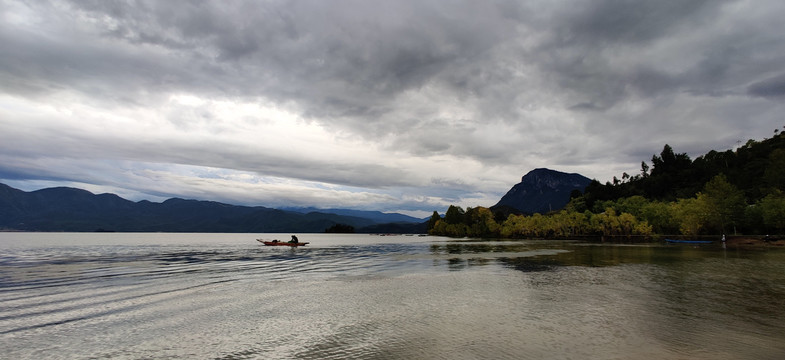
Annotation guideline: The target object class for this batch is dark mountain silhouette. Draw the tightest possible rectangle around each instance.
[491,168,591,214]
[0,183,424,233]
[281,207,424,223]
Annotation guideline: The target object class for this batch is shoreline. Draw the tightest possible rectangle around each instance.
[723,236,785,247]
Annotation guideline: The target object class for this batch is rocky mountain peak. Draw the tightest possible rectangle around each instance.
[492,168,591,214]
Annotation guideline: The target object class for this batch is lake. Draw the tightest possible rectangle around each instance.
[1,233,784,359]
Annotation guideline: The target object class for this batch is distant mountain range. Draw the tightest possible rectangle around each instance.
[0,183,426,233]
[492,168,591,214]
[281,207,423,224]
[0,167,590,232]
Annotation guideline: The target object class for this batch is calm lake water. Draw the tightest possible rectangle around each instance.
[1,233,784,359]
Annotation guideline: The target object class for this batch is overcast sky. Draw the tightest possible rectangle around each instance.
[2,0,784,217]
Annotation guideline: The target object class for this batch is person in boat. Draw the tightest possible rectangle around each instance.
[289,235,299,244]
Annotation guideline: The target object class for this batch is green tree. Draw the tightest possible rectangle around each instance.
[427,211,441,231]
[444,205,465,225]
[591,208,622,237]
[701,174,745,234]
[639,200,678,234]
[651,144,692,176]
[444,223,468,237]
[591,208,652,238]
[764,148,785,192]
[430,219,447,235]
[501,214,527,238]
[673,196,708,236]
[529,213,549,237]
[464,207,500,237]
[758,191,785,233]
[615,196,650,218]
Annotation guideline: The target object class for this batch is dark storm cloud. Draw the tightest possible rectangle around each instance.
[47,0,519,123]
[533,0,726,110]
[556,0,720,45]
[99,4,485,78]
[748,73,785,98]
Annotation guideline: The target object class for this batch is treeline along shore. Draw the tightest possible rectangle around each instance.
[428,130,785,241]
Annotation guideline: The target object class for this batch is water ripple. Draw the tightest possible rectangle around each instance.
[2,234,785,359]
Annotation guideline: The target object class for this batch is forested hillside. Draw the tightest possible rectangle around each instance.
[429,130,785,238]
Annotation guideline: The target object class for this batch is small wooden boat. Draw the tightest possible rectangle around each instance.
[257,239,309,247]
[665,239,713,244]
